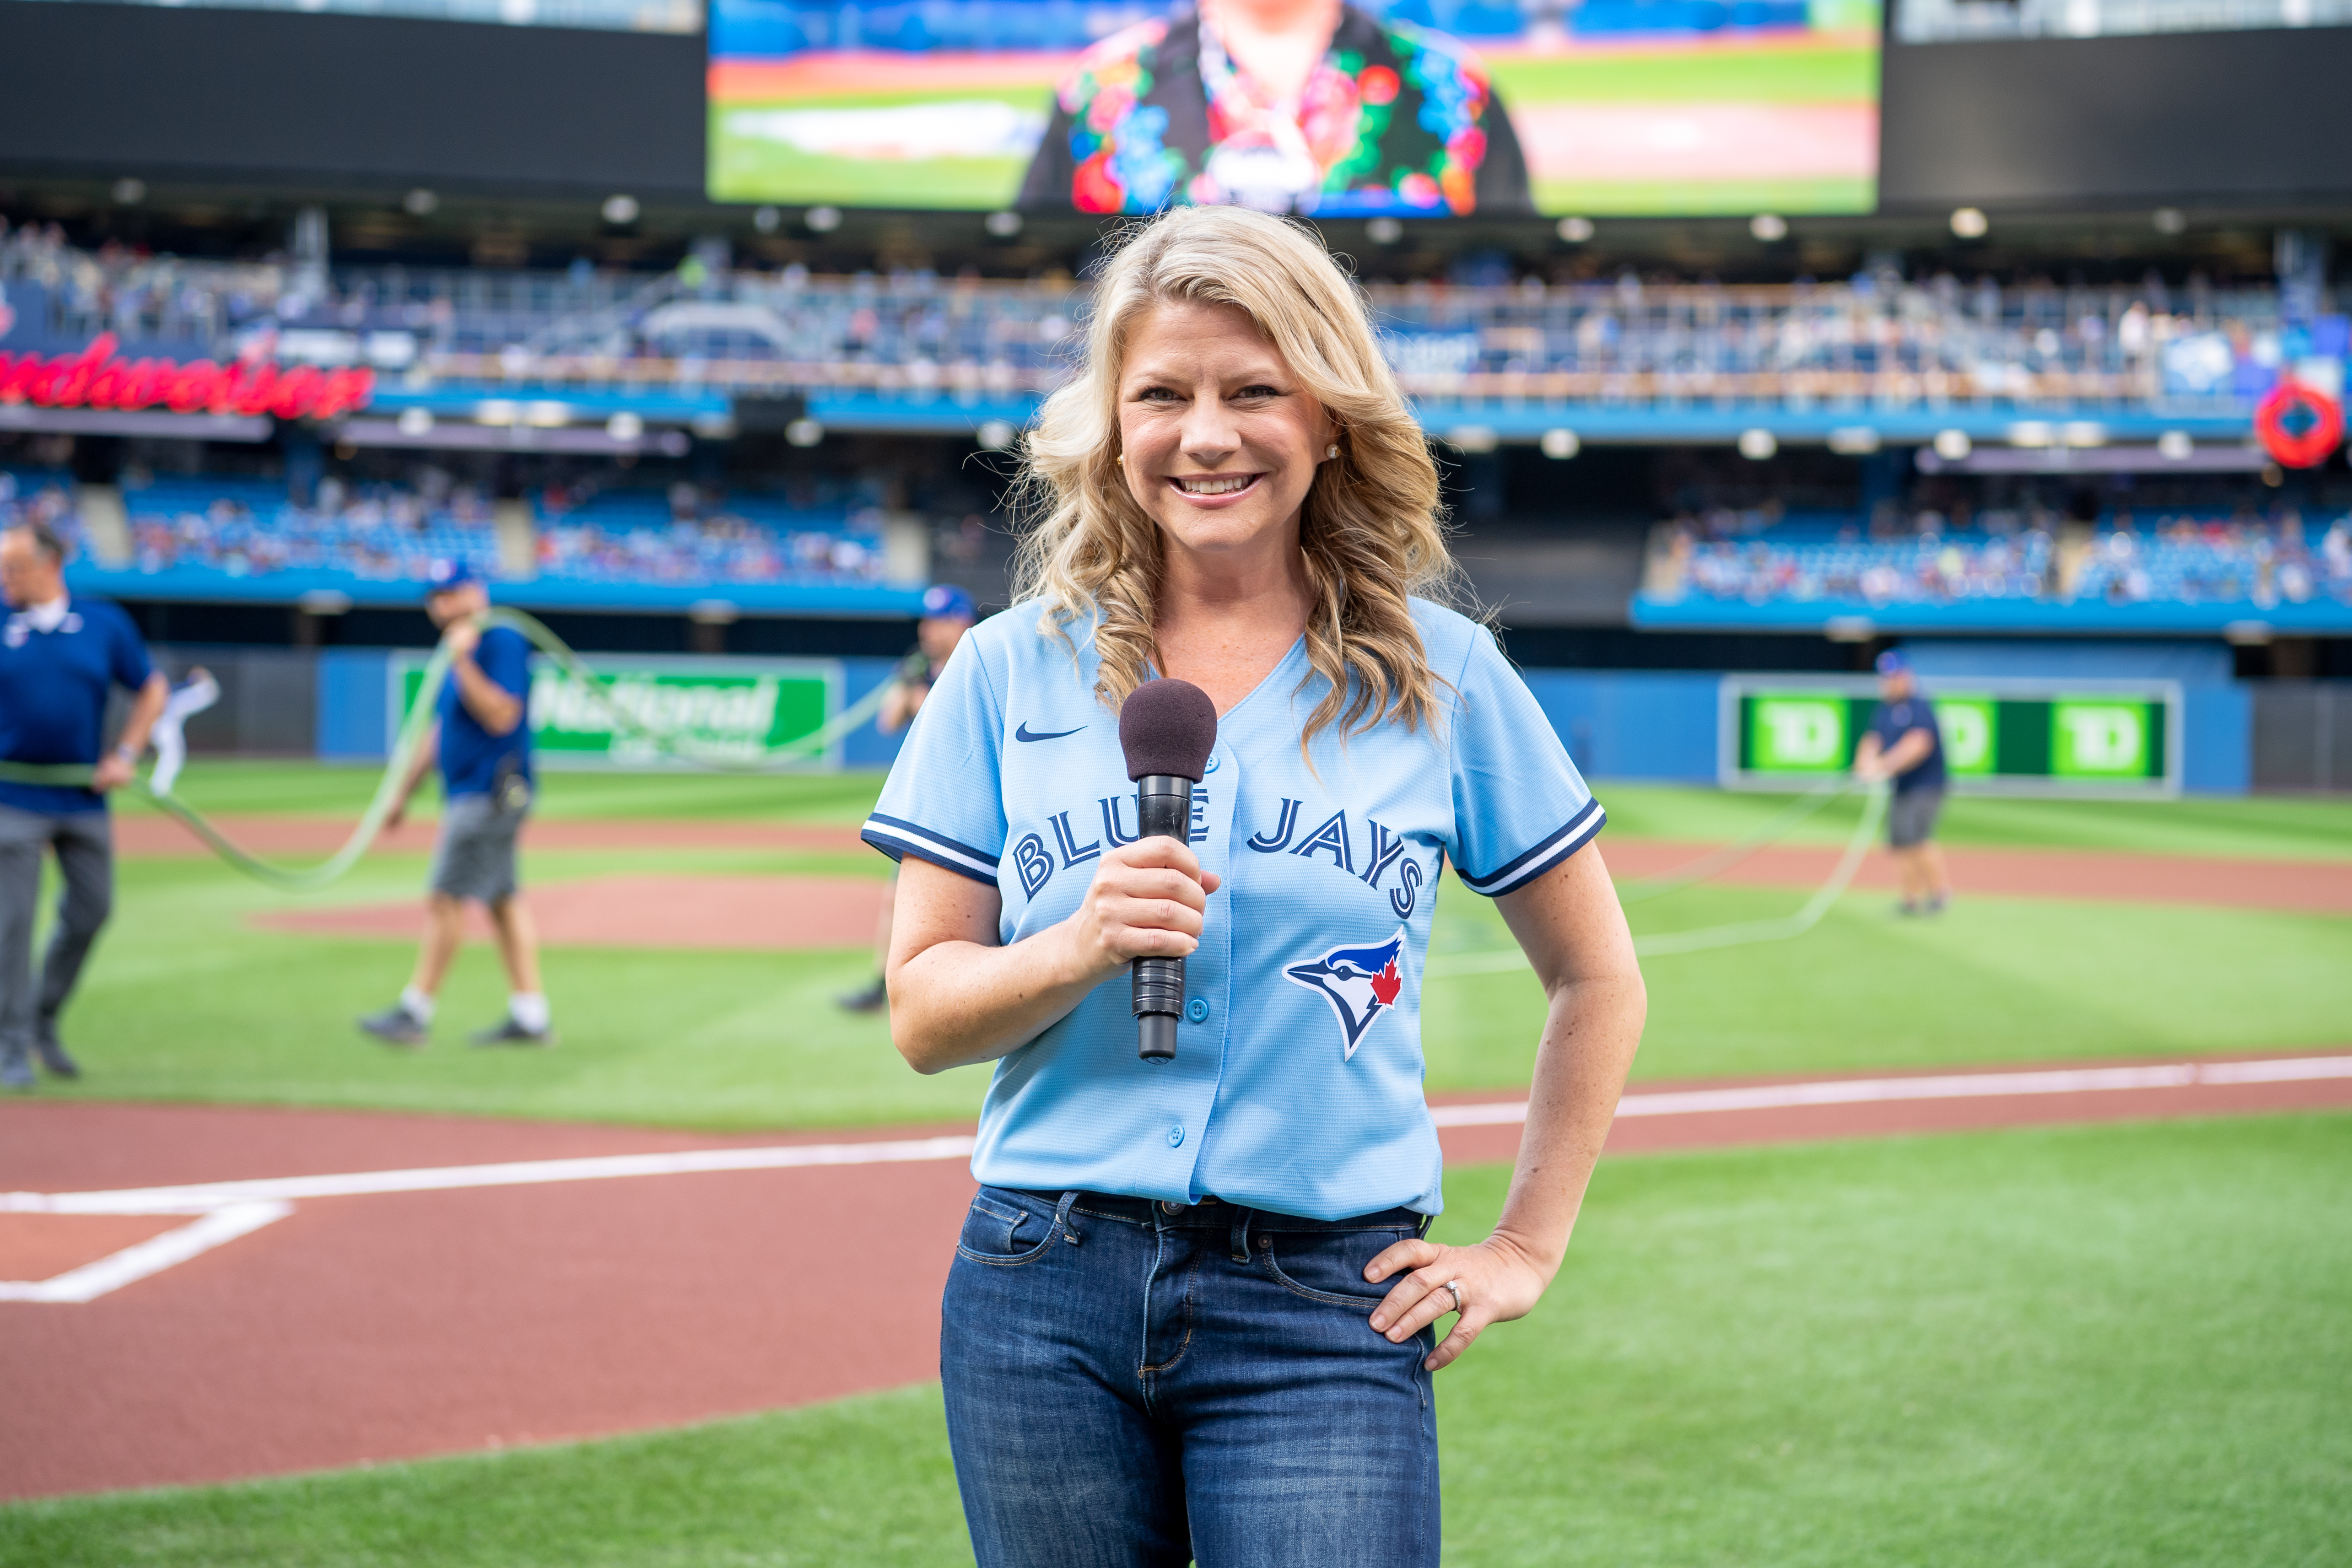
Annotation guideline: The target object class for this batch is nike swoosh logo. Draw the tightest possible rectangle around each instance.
[1014,722,1085,742]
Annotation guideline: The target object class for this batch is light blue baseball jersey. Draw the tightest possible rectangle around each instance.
[860,597,1602,1220]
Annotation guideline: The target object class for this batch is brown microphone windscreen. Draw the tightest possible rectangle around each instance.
[1118,678,1218,781]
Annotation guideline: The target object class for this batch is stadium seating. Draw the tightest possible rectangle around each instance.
[0,467,86,557]
[3,223,2322,419]
[120,474,499,583]
[16,467,889,603]
[1641,506,2352,615]
[708,0,1525,55]
[532,484,887,587]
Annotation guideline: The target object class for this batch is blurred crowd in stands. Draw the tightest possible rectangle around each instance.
[122,473,499,582]
[0,469,83,555]
[533,480,886,585]
[3,222,2329,410]
[1645,505,2352,610]
[0,456,893,591]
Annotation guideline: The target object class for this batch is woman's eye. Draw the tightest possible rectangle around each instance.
[1136,387,1181,402]
[1234,385,1282,400]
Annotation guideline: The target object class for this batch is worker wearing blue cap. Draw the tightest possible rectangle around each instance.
[1854,649,1952,915]
[359,557,553,1045]
[839,582,979,1012]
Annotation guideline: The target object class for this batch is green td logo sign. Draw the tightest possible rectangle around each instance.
[2052,701,2148,778]
[1750,695,1848,772]
[1936,696,1996,775]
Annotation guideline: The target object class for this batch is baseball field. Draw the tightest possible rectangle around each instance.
[2,764,2347,1565]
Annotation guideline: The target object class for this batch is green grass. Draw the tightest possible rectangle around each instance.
[1593,780,2352,861]
[709,97,1035,210]
[11,1116,2345,1565]
[119,763,885,823]
[44,765,2345,1128]
[45,843,989,1132]
[1488,43,1880,105]
[1430,880,2352,1086]
[142,765,2352,860]
[1531,175,1875,217]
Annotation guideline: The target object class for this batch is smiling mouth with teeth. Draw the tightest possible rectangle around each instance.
[1171,474,1261,496]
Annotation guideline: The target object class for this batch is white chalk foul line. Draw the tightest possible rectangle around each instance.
[0,1201,292,1304]
[4,1057,2346,1303]
[0,1134,983,1218]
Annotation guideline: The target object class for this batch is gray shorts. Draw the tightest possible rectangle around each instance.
[427,792,526,904]
[1888,786,1944,850]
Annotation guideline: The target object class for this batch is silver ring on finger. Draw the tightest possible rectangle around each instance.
[1442,1279,1463,1315]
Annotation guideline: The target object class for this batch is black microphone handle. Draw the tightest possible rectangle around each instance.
[1132,774,1193,1062]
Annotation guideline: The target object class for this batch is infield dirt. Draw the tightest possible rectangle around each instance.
[5,1052,2348,1502]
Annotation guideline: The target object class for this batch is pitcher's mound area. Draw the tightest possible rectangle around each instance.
[253,874,885,949]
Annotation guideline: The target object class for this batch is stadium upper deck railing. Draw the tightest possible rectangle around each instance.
[0,229,2322,431]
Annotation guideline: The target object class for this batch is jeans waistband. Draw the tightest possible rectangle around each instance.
[1007,1188,1427,1233]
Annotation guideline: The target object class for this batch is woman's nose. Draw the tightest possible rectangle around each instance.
[1178,400,1241,461]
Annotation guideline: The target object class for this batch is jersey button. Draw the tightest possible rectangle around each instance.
[1166,1123,1185,1148]
[1186,997,1209,1024]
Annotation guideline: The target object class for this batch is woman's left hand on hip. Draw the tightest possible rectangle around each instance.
[1362,1234,1550,1371]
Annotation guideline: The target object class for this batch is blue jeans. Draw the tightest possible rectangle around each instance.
[941,1186,1440,1568]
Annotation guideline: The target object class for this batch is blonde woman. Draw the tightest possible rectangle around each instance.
[860,204,1643,1566]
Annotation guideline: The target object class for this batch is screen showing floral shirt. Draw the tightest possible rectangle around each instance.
[1017,4,1532,217]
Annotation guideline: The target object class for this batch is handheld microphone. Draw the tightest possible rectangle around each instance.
[1117,678,1219,1064]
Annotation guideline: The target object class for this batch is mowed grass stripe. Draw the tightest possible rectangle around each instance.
[7,1116,2344,1565]
[50,862,2352,1129]
[43,772,2352,1131]
[1488,42,1881,104]
[119,766,2352,860]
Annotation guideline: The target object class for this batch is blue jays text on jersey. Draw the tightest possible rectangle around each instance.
[1005,782,1435,922]
[860,598,1603,1222]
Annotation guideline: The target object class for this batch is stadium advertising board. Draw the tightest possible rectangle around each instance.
[1720,674,2182,797]
[708,0,1883,217]
[0,334,374,421]
[390,653,845,771]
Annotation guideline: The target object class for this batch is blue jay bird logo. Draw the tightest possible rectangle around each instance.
[1284,929,1408,1060]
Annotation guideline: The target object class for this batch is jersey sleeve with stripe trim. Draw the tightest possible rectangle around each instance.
[861,629,1007,885]
[1443,622,1604,898]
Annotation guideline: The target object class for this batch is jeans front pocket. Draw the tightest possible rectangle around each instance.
[955,1189,1060,1266]
[1260,1225,1415,1309]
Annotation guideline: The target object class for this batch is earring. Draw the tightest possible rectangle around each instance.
[1325,444,1339,459]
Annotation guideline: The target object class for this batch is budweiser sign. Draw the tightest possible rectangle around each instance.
[0,332,374,420]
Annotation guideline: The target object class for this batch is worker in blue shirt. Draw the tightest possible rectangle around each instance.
[1854,648,1953,916]
[0,520,169,1091]
[359,558,551,1047]
[863,206,1646,1567]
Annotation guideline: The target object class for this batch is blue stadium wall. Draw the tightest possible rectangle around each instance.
[316,646,2255,794]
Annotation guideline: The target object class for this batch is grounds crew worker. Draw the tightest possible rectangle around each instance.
[1854,648,1953,916]
[0,520,169,1091]
[360,558,552,1047]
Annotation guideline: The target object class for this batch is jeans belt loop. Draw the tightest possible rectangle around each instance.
[1053,1190,1082,1246]
[1230,1209,1252,1264]
[1416,1212,1434,1241]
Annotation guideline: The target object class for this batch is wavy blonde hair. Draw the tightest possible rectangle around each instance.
[1011,205,1464,745]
